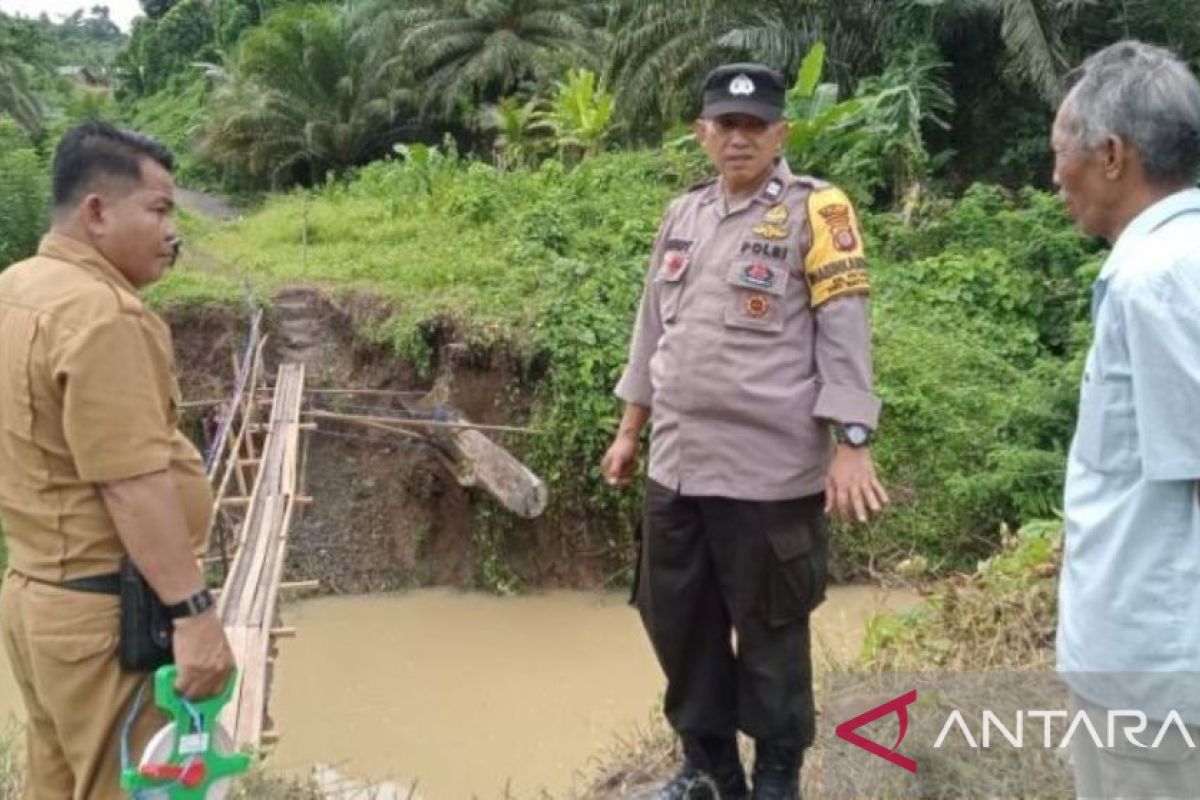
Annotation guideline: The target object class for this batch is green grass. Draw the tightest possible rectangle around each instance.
[169,149,691,356]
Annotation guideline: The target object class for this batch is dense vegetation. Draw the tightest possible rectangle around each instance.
[152,145,1097,573]
[0,0,1190,576]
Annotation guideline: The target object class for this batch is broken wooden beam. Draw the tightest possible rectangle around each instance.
[279,579,320,593]
[303,410,538,435]
[300,388,428,398]
[433,420,548,519]
[304,410,547,518]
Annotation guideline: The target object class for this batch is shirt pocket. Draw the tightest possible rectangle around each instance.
[654,251,690,323]
[1074,370,1138,473]
[723,258,789,333]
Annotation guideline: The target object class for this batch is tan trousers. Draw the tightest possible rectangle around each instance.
[0,570,163,800]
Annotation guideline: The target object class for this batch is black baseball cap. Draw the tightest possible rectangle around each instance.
[700,63,787,122]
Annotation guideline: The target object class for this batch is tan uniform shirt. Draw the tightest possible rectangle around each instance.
[0,233,212,582]
[616,160,880,500]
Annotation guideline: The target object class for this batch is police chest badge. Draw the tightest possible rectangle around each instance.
[763,204,789,225]
[741,262,775,290]
[818,203,858,252]
[751,222,789,240]
[743,293,772,319]
[662,250,690,278]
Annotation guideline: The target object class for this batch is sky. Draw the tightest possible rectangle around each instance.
[0,0,143,31]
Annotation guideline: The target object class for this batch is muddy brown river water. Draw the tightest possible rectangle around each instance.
[0,585,919,798]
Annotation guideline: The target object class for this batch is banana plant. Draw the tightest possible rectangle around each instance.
[539,68,616,159]
[784,42,867,161]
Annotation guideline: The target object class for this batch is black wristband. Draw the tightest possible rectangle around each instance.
[165,588,216,620]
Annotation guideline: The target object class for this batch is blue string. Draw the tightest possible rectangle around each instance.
[120,679,148,772]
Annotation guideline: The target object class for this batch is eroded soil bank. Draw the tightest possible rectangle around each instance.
[167,288,613,594]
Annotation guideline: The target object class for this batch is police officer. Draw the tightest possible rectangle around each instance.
[0,122,234,799]
[601,64,888,800]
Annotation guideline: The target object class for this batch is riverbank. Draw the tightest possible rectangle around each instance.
[0,584,920,799]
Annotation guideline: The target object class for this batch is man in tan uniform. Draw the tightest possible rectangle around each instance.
[0,121,234,799]
[602,64,888,800]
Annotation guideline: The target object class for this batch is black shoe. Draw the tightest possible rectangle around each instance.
[686,735,749,800]
[647,762,721,800]
[751,742,801,800]
[645,737,750,800]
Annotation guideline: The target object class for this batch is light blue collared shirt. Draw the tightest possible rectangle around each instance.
[1058,189,1200,720]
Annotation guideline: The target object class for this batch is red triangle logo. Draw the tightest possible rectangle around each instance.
[834,689,918,773]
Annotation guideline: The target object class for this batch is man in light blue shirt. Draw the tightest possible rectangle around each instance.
[1054,40,1200,797]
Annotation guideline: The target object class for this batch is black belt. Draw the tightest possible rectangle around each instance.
[56,572,122,595]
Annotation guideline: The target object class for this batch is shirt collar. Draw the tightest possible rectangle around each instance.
[37,232,139,296]
[1100,188,1200,280]
[699,158,793,210]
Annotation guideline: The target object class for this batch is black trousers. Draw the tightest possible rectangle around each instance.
[635,479,828,749]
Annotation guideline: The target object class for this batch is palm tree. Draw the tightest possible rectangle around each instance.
[607,0,915,131]
[994,0,1070,103]
[609,0,1200,129]
[606,0,742,129]
[991,0,1200,104]
[198,2,415,186]
[366,0,603,120]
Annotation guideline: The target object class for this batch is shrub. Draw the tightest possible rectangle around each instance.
[0,122,48,270]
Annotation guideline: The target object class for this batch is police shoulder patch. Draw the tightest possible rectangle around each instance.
[803,186,869,307]
[791,175,831,192]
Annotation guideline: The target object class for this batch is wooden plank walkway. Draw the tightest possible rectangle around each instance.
[197,328,546,753]
[217,362,306,749]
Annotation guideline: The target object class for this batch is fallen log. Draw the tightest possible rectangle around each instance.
[429,417,548,519]
[304,409,548,519]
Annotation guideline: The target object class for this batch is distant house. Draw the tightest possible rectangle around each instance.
[56,65,108,87]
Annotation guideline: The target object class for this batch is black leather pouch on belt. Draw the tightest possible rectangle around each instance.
[118,556,175,671]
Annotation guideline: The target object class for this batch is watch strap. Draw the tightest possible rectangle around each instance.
[165,588,215,619]
[834,423,874,447]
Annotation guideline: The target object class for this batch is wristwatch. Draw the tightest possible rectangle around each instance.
[834,423,874,448]
[165,587,216,620]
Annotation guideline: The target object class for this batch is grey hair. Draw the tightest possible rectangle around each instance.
[1060,40,1200,186]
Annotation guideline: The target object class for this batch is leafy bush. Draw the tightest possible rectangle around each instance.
[116,0,217,98]
[850,185,1100,569]
[0,121,48,269]
[122,75,217,186]
[863,519,1062,671]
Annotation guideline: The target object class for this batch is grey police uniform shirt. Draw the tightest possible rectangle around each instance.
[616,159,880,501]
